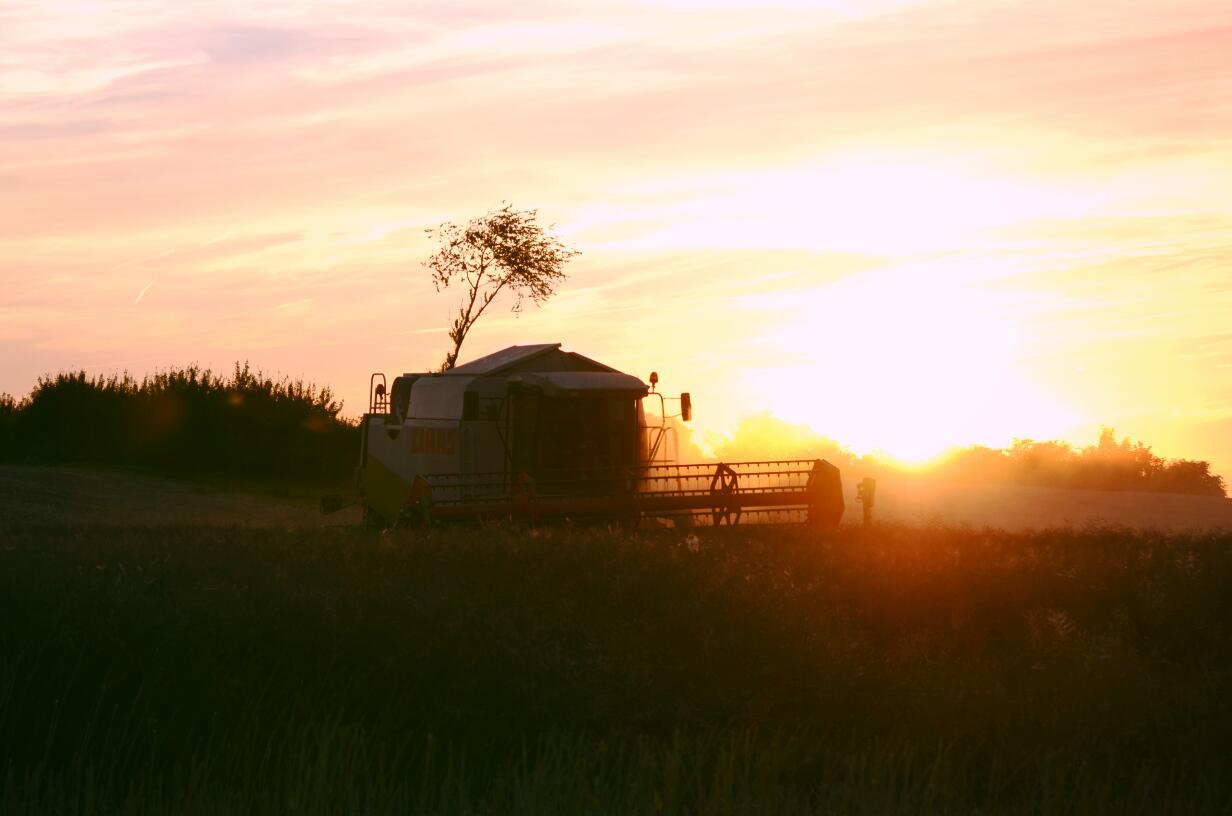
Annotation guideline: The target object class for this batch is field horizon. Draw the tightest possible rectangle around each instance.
[3,463,1230,534]
[2,365,1227,500]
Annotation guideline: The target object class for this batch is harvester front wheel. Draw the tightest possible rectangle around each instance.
[362,506,386,530]
[805,459,845,528]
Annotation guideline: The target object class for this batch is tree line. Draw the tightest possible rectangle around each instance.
[1,372,1224,496]
[700,413,1226,497]
[0,364,357,482]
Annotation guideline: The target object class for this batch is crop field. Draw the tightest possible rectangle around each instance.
[2,516,1230,813]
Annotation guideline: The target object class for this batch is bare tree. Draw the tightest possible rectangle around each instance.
[425,203,580,371]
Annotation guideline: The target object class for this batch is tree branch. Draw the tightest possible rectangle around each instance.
[424,203,579,371]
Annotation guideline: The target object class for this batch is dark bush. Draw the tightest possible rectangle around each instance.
[0,393,21,460]
[0,363,357,481]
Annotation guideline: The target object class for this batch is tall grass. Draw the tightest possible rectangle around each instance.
[1,522,1229,812]
[5,722,1220,814]
[0,364,356,480]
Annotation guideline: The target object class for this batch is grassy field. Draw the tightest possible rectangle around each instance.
[1,520,1230,813]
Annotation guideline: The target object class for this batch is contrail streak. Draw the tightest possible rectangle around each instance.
[134,282,152,304]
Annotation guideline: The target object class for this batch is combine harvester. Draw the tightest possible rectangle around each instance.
[358,344,844,528]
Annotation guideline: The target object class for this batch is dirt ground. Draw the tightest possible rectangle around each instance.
[2,465,1230,531]
[0,466,362,528]
[850,474,1232,531]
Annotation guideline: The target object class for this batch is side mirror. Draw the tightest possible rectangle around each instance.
[680,392,692,422]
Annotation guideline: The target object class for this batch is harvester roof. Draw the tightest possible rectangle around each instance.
[511,371,647,397]
[445,343,622,377]
[394,344,648,420]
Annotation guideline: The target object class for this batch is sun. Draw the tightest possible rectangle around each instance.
[737,261,1077,463]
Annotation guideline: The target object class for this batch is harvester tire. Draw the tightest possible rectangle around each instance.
[805,459,844,528]
[362,506,386,530]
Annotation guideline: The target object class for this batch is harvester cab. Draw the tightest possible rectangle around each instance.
[357,344,844,529]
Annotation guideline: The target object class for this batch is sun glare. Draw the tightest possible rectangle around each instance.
[640,153,1096,462]
[735,261,1077,463]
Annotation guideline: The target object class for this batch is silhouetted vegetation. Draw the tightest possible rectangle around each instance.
[426,203,579,370]
[1,522,1229,812]
[931,428,1226,496]
[710,413,1226,497]
[2,369,1225,498]
[0,392,21,465]
[0,364,356,481]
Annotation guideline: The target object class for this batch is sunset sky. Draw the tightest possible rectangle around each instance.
[3,1,1231,473]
